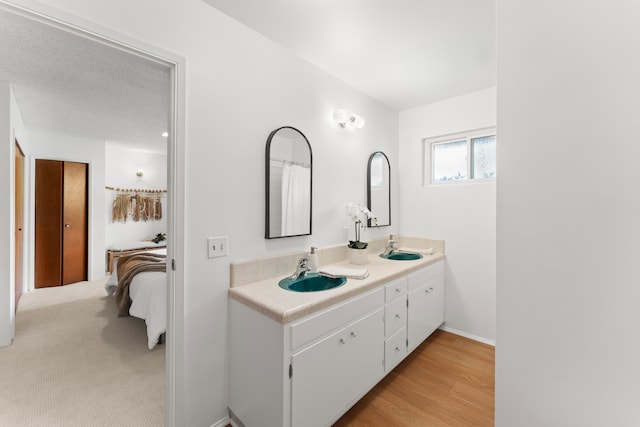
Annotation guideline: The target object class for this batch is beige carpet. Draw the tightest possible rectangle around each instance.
[0,278,165,426]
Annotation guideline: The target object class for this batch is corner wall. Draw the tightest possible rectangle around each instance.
[497,2,640,426]
[0,81,13,346]
[399,87,496,343]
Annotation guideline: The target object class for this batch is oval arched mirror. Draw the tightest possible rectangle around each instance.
[265,126,312,239]
[367,151,390,227]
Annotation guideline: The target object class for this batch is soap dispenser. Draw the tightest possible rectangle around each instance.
[308,247,319,272]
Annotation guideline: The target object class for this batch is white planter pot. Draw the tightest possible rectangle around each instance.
[348,247,369,265]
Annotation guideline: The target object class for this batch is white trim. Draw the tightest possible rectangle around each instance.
[440,325,496,347]
[212,417,232,427]
[0,2,187,426]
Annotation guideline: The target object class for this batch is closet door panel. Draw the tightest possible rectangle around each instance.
[35,159,63,288]
[62,162,88,285]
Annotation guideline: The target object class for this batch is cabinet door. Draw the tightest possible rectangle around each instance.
[291,327,347,427]
[344,309,384,405]
[291,309,384,427]
[408,282,444,351]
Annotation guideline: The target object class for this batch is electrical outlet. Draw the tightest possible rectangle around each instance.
[207,236,229,259]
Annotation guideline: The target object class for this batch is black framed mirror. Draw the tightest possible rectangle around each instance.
[265,126,312,239]
[367,151,390,227]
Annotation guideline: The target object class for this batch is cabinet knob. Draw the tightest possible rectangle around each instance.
[395,314,401,320]
[64,224,71,228]
[425,289,430,294]
[395,347,400,352]
[339,338,346,344]
[350,331,357,338]
[395,288,401,293]
[429,287,434,292]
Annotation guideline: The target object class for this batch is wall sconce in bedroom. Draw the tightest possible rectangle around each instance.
[333,109,365,129]
[136,169,144,177]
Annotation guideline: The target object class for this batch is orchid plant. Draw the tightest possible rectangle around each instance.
[346,202,377,249]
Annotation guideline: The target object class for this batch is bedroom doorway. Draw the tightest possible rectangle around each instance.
[0,3,184,426]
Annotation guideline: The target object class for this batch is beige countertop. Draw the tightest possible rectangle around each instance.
[228,252,445,324]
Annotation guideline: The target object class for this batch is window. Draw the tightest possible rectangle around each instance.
[426,128,496,184]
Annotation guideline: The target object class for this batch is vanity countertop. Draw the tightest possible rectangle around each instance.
[228,252,445,324]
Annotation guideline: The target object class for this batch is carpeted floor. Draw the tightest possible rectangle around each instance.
[0,278,165,426]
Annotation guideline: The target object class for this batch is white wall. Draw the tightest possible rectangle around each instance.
[27,130,106,283]
[0,81,13,346]
[497,2,640,426]
[399,87,496,343]
[0,2,399,425]
[0,82,28,347]
[104,145,167,248]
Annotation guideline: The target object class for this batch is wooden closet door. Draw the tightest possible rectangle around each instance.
[14,142,25,309]
[35,160,88,288]
[62,162,88,285]
[35,159,64,288]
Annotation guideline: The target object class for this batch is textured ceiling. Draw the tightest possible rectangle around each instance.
[204,0,496,111]
[0,10,171,152]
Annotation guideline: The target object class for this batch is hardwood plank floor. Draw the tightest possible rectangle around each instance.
[333,330,495,427]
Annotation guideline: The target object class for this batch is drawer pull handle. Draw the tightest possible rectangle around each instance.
[350,331,357,338]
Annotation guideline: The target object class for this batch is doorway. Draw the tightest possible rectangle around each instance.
[34,159,88,288]
[0,3,184,426]
[14,141,24,311]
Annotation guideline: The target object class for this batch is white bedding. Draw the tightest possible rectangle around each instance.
[105,248,167,350]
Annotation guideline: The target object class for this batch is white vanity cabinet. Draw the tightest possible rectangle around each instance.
[383,277,408,372]
[228,259,445,427]
[407,260,445,352]
[291,308,384,427]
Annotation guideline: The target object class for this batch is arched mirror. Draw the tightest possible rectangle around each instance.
[265,126,312,239]
[367,151,390,227]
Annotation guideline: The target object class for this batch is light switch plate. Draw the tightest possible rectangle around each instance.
[207,236,228,258]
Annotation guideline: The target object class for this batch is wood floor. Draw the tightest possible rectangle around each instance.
[333,330,495,427]
[226,330,494,427]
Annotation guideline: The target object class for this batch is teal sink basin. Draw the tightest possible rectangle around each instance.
[380,252,423,261]
[278,272,347,292]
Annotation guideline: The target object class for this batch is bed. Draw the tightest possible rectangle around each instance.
[105,248,167,350]
[106,241,167,273]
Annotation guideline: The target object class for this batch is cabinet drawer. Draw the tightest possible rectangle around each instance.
[384,277,407,302]
[384,296,407,337]
[384,327,407,372]
[290,287,384,350]
[407,261,444,292]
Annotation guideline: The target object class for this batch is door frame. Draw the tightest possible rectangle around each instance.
[0,2,186,426]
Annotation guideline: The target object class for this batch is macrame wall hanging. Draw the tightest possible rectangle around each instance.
[106,186,166,223]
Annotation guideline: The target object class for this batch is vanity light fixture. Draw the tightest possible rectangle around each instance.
[333,109,365,129]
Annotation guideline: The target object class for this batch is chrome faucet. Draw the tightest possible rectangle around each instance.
[382,236,398,257]
[290,257,310,280]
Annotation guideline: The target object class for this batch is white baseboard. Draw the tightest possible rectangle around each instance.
[440,326,495,347]
[211,416,231,427]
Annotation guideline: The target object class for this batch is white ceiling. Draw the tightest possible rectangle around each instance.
[0,1,495,151]
[0,9,171,152]
[204,0,496,111]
